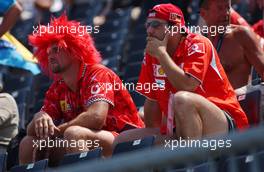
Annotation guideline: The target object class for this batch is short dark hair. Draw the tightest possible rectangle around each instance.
[199,0,231,9]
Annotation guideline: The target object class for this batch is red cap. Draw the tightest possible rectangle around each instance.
[148,3,185,26]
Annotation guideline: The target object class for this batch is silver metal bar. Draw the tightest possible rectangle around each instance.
[56,125,264,172]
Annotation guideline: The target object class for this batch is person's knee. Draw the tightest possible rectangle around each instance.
[173,91,195,120]
[63,126,92,140]
[173,91,193,107]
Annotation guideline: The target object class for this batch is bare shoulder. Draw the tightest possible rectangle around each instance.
[230,24,257,43]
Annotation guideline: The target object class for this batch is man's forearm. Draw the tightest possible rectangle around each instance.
[58,111,106,134]
[158,51,197,91]
[0,3,22,37]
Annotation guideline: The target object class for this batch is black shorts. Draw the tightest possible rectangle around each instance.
[223,110,236,132]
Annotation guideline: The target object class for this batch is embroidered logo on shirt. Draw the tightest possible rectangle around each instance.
[153,64,166,77]
[91,84,101,95]
[187,43,205,56]
[60,100,71,112]
[155,79,165,89]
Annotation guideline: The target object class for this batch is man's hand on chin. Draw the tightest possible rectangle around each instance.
[146,33,169,60]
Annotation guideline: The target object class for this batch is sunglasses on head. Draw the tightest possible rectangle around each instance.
[145,20,168,29]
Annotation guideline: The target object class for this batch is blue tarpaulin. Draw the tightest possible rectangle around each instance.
[0,40,41,75]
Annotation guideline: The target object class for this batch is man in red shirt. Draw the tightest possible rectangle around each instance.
[19,14,144,165]
[115,3,248,145]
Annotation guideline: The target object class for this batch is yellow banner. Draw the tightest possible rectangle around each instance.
[1,32,37,63]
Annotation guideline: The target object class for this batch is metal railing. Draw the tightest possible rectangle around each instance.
[56,125,264,172]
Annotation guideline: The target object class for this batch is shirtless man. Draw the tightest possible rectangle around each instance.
[199,0,264,89]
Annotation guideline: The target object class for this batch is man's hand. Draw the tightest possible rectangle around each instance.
[146,32,169,60]
[33,111,60,139]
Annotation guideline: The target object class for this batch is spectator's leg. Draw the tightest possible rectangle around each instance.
[19,136,64,166]
[48,142,65,167]
[19,136,37,164]
[0,145,7,154]
[63,126,115,157]
[173,91,229,139]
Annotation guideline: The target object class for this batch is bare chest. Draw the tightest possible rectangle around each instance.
[217,36,246,73]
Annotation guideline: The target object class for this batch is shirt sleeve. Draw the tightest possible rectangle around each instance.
[83,68,115,107]
[41,83,62,121]
[182,39,211,84]
[0,93,17,125]
[0,0,15,15]
[136,54,157,100]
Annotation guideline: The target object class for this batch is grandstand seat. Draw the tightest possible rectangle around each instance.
[94,32,126,45]
[14,88,35,107]
[96,43,123,59]
[0,65,9,75]
[123,62,142,79]
[59,148,102,166]
[69,2,102,25]
[0,153,7,172]
[251,68,262,86]
[113,136,155,155]
[167,168,186,172]
[11,18,35,49]
[237,89,261,125]
[32,74,52,91]
[17,103,27,130]
[35,85,50,101]
[102,56,121,73]
[2,72,33,93]
[126,50,145,64]
[10,159,48,172]
[100,19,130,33]
[168,161,213,172]
[192,162,212,172]
[254,150,264,170]
[129,91,145,108]
[126,36,146,53]
[220,154,262,172]
[30,99,44,118]
[126,78,138,84]
[12,88,35,129]
[129,24,147,38]
[106,8,132,21]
